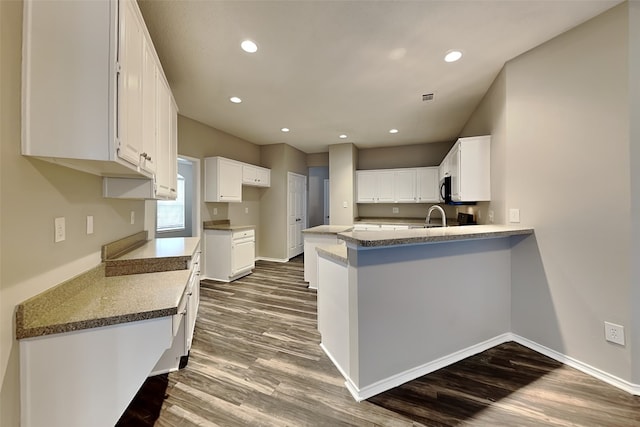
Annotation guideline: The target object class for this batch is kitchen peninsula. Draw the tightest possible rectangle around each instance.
[316,225,534,401]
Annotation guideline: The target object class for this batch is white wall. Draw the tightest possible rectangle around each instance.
[329,143,357,225]
[462,2,634,382]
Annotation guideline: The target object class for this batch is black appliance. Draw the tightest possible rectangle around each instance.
[440,176,452,204]
[457,212,476,225]
[439,175,476,206]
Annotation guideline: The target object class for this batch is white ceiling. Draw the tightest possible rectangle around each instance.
[138,0,621,154]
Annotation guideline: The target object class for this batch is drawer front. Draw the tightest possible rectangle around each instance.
[232,229,255,240]
[172,294,188,336]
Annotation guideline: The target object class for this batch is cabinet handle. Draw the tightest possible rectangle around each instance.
[181,309,187,316]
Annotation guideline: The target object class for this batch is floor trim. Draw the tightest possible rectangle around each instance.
[345,333,513,401]
[511,334,640,396]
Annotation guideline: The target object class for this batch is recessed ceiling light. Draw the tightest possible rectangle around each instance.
[339,134,348,139]
[444,50,463,63]
[229,96,242,103]
[281,127,290,133]
[241,40,258,53]
[389,129,399,134]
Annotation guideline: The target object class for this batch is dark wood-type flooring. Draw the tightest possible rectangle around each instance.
[118,256,640,426]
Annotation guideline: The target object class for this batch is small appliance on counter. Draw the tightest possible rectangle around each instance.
[457,212,476,225]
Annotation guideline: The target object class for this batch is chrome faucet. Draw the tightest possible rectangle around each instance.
[426,205,446,227]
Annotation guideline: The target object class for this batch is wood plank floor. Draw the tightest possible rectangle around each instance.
[118,256,640,426]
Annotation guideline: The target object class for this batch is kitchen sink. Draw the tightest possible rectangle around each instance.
[409,224,447,229]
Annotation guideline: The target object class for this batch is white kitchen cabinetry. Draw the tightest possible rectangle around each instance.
[356,170,395,203]
[205,157,271,202]
[152,249,201,374]
[243,164,271,187]
[441,135,491,202]
[204,157,243,202]
[154,76,178,199]
[356,167,439,204]
[22,0,176,183]
[416,167,439,203]
[394,169,417,202]
[204,228,255,282]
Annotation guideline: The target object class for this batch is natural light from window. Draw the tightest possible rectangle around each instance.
[157,174,185,232]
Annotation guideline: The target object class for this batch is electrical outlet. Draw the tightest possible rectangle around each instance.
[605,321,625,345]
[213,208,218,215]
[509,208,520,223]
[54,217,65,243]
[342,201,348,208]
[130,211,135,225]
[86,215,94,235]
[392,207,399,214]
[488,210,494,224]
[245,207,249,214]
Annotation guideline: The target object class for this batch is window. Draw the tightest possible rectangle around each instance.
[157,174,185,232]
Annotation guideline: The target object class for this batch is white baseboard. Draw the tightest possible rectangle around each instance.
[255,257,289,263]
[333,332,640,402]
[511,334,640,396]
[345,333,513,401]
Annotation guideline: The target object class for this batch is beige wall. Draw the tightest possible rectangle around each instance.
[329,143,358,225]
[0,2,145,425]
[306,152,329,168]
[357,141,453,170]
[260,143,308,260]
[177,115,263,250]
[462,2,635,382]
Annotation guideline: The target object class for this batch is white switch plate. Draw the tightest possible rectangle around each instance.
[245,207,249,214]
[509,208,520,223]
[130,211,135,225]
[488,210,494,224]
[342,201,348,208]
[392,207,399,214]
[54,217,65,242]
[86,215,94,235]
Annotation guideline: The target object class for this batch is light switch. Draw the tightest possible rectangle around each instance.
[509,208,520,223]
[54,217,65,242]
[245,207,249,214]
[342,201,348,208]
[86,215,94,235]
[130,211,135,225]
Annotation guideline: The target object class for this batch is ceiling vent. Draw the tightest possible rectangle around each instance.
[422,93,434,101]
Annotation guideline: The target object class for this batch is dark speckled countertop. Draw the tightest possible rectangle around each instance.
[203,219,255,231]
[16,236,201,340]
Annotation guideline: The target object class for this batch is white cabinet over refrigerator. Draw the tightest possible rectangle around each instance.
[203,227,255,282]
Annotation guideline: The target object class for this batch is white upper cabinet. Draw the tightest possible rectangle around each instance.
[356,167,438,204]
[394,169,417,203]
[205,157,271,202]
[416,167,439,203]
[441,135,491,202]
[154,76,178,199]
[22,0,177,190]
[356,170,395,203]
[242,164,271,187]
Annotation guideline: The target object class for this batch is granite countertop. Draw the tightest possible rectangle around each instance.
[316,244,348,264]
[203,220,255,231]
[104,236,200,276]
[338,225,534,248]
[16,265,191,339]
[302,225,353,235]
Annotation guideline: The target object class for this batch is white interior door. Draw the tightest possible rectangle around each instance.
[323,179,330,225]
[288,172,307,259]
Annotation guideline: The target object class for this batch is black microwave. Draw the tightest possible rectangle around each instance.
[439,176,476,205]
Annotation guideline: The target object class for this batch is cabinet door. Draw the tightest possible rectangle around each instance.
[231,240,255,275]
[117,0,144,167]
[394,169,417,203]
[416,167,439,203]
[154,76,177,199]
[356,171,377,202]
[140,40,157,175]
[218,159,243,201]
[242,165,258,185]
[449,143,461,201]
[376,171,395,202]
[256,167,270,187]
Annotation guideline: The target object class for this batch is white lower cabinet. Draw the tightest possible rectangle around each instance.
[151,250,200,374]
[204,228,255,282]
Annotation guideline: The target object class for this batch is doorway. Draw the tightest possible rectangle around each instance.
[287,172,307,259]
